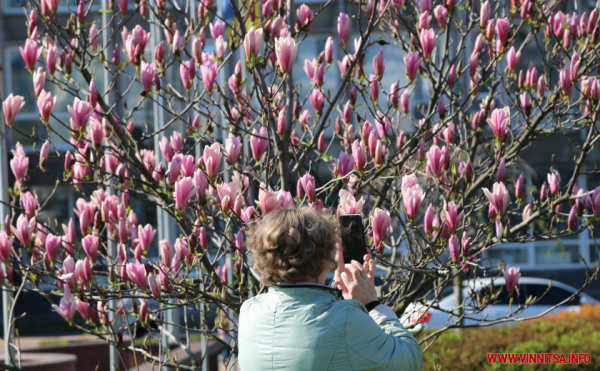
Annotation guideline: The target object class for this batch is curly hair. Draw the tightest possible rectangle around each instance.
[246,206,338,285]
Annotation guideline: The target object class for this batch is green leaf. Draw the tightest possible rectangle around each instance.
[99,9,113,13]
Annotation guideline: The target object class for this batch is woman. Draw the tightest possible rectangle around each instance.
[239,206,424,371]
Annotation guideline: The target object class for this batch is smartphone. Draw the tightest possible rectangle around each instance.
[339,214,367,264]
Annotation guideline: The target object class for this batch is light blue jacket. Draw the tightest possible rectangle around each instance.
[238,284,424,370]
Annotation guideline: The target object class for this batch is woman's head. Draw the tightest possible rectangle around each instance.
[246,206,338,285]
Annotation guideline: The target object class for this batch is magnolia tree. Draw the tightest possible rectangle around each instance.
[2,0,600,368]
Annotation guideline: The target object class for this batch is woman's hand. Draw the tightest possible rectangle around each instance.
[336,251,378,306]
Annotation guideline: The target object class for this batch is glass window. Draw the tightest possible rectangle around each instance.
[534,243,580,265]
[524,284,577,306]
[471,284,527,306]
[487,247,529,266]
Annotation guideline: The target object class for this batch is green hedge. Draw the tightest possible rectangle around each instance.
[419,304,600,370]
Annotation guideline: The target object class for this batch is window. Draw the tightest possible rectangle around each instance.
[524,284,577,306]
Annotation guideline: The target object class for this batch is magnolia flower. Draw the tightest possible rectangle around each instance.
[126,260,147,289]
[250,127,269,161]
[371,208,391,252]
[174,177,197,211]
[37,90,56,123]
[504,266,521,293]
[82,233,99,263]
[216,180,239,213]
[420,29,438,60]
[404,52,421,81]
[483,182,510,217]
[488,107,510,143]
[338,13,350,47]
[426,145,445,178]
[275,35,297,74]
[338,189,364,215]
[243,27,263,61]
[225,134,242,165]
[401,175,424,221]
[440,201,463,234]
[352,140,367,171]
[203,143,222,178]
[67,97,93,132]
[295,4,313,31]
[52,286,76,322]
[3,94,25,127]
[300,174,317,202]
[20,39,41,71]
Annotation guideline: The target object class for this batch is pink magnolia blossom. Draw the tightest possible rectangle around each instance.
[449,235,460,264]
[402,176,424,221]
[440,201,463,234]
[338,189,364,216]
[426,145,445,178]
[243,27,263,61]
[210,20,226,39]
[203,143,222,178]
[217,180,239,212]
[200,59,218,92]
[126,261,147,289]
[373,49,385,79]
[140,61,155,93]
[420,29,438,60]
[404,53,421,83]
[488,107,510,143]
[148,273,161,298]
[504,266,521,293]
[21,192,38,219]
[174,177,197,211]
[82,232,99,263]
[496,17,510,47]
[0,231,14,263]
[434,5,448,28]
[225,134,242,164]
[424,203,434,235]
[13,215,36,248]
[3,94,25,127]
[301,174,317,202]
[275,35,298,74]
[11,143,29,185]
[137,224,156,252]
[483,182,510,217]
[296,4,313,31]
[180,59,195,91]
[370,208,391,252]
[335,152,355,178]
[351,140,367,171]
[68,97,93,132]
[52,286,76,322]
[250,127,269,161]
[33,67,45,97]
[324,37,333,64]
[559,66,572,97]
[547,170,560,196]
[37,90,56,123]
[20,39,41,71]
[309,89,324,116]
[338,13,350,47]
[515,174,524,199]
[591,187,600,217]
[479,1,490,28]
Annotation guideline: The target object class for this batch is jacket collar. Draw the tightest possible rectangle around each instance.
[271,282,343,299]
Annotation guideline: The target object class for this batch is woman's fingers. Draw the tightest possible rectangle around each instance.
[340,272,353,291]
[350,260,367,280]
[367,258,375,280]
[345,263,361,282]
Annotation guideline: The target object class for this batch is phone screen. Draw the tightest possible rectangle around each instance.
[339,214,366,264]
